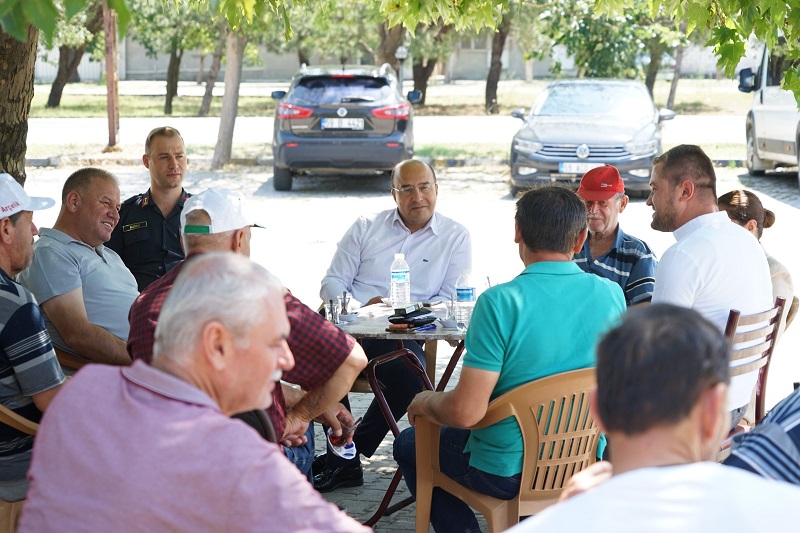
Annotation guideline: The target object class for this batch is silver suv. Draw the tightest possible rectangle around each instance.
[270,64,421,191]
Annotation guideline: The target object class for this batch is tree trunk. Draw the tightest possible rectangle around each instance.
[667,44,685,110]
[485,15,511,114]
[46,3,103,108]
[667,21,688,110]
[411,23,453,106]
[47,47,85,107]
[199,20,227,117]
[0,25,38,184]
[644,40,666,96]
[376,23,405,71]
[412,58,438,106]
[164,42,184,115]
[298,49,310,66]
[212,30,247,168]
[644,56,661,96]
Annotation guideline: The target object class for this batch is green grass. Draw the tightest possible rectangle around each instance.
[29,78,751,118]
[30,92,274,118]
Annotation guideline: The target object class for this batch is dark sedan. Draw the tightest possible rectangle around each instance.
[509,80,675,196]
[270,65,421,191]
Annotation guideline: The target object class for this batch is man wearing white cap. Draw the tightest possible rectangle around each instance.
[18,167,139,366]
[0,173,66,501]
[573,164,658,305]
[127,189,366,480]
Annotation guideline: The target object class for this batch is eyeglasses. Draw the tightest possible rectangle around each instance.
[392,183,434,197]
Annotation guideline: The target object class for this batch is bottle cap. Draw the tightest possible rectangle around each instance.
[395,253,404,259]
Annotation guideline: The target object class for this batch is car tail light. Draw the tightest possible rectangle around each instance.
[331,74,354,78]
[372,102,411,120]
[277,103,313,119]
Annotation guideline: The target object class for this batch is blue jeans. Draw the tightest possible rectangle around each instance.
[283,424,315,482]
[394,426,521,533]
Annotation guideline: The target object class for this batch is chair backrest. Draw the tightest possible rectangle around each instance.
[0,404,37,437]
[724,296,786,423]
[470,367,599,513]
[53,347,90,373]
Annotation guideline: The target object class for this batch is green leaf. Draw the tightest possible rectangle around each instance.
[0,3,28,43]
[64,0,86,20]
[107,0,132,36]
[781,67,800,105]
[20,0,58,42]
[0,0,21,19]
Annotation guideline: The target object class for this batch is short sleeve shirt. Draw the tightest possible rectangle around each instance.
[573,226,658,305]
[463,261,626,477]
[0,268,65,458]
[18,228,139,350]
[106,189,190,291]
[128,258,355,439]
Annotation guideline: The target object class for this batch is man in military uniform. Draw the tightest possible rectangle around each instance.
[107,126,191,291]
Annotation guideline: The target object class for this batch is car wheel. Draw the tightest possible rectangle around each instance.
[746,124,767,176]
[273,167,293,191]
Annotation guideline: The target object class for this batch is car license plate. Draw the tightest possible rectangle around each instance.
[558,162,603,174]
[321,118,364,130]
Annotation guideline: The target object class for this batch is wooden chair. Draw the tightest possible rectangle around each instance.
[724,296,786,425]
[0,404,39,533]
[53,347,90,373]
[414,368,599,533]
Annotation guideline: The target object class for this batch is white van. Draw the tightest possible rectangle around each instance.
[738,42,800,185]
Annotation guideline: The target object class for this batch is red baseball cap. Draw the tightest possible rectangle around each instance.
[576,165,625,201]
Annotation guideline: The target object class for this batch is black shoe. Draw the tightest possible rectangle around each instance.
[313,462,363,493]
[312,453,327,477]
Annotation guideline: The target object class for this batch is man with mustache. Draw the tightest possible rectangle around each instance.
[573,164,658,305]
[20,253,369,532]
[316,159,472,492]
[19,168,138,365]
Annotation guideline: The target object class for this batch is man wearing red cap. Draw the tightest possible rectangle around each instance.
[574,164,658,305]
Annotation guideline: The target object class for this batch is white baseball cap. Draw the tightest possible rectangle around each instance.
[180,188,262,234]
[0,173,55,218]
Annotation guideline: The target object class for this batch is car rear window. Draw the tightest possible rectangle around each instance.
[291,75,393,105]
[533,84,654,117]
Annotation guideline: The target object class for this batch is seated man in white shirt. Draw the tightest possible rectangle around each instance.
[647,144,772,426]
[316,159,472,492]
[509,304,800,532]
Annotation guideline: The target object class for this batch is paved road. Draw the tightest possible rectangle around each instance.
[21,163,799,530]
[26,114,746,149]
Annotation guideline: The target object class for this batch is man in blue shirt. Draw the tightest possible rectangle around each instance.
[0,174,66,501]
[573,165,658,305]
[393,186,626,532]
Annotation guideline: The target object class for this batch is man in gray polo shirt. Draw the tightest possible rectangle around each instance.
[19,168,138,365]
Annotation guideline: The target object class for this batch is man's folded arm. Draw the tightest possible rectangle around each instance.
[41,288,132,365]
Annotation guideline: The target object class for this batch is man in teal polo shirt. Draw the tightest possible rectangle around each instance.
[393,186,626,532]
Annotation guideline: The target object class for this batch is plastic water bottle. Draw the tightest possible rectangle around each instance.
[455,270,476,328]
[390,253,411,307]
